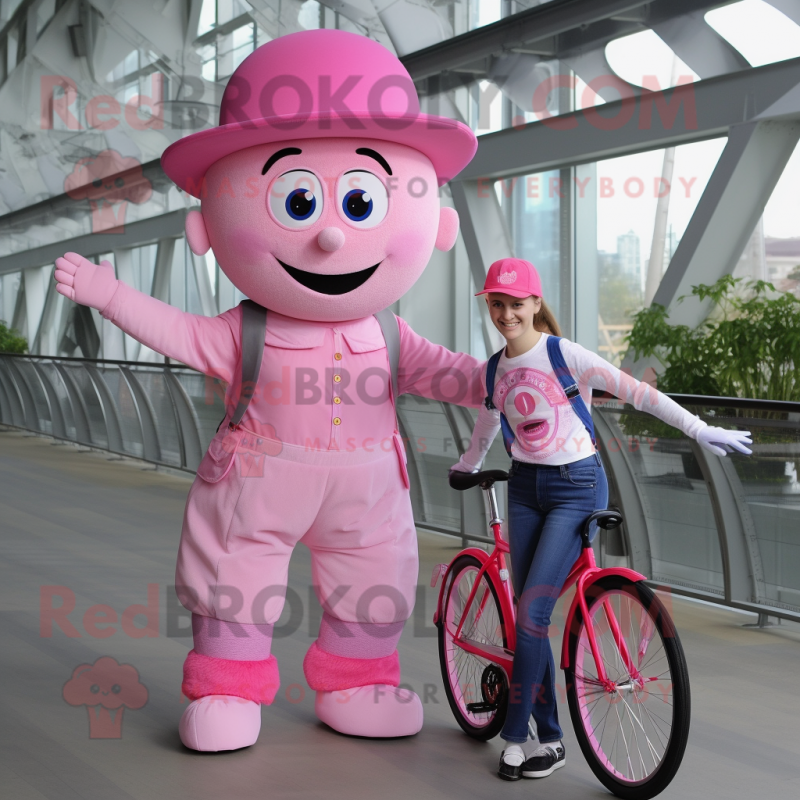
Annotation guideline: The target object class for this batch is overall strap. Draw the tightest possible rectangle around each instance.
[485,348,515,457]
[545,335,596,445]
[229,299,267,430]
[373,307,399,404]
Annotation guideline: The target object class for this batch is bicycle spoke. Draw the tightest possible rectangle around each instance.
[572,585,682,786]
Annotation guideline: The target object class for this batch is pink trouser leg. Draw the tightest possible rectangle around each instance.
[179,614,279,752]
[304,613,423,737]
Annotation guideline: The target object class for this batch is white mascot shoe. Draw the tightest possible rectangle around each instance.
[179,695,262,751]
[315,684,423,737]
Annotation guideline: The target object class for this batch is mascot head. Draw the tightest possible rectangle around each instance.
[162,29,477,322]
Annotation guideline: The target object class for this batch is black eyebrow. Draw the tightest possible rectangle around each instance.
[355,148,392,176]
[262,147,302,175]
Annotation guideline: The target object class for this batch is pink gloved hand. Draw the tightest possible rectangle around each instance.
[54,252,119,312]
[696,426,753,457]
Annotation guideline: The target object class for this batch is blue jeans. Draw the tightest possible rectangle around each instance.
[499,453,608,744]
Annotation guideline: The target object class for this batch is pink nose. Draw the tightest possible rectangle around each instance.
[318,227,345,252]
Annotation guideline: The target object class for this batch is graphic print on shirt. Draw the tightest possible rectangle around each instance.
[495,367,575,460]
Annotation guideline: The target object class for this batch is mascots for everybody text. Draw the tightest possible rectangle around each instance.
[54,29,481,750]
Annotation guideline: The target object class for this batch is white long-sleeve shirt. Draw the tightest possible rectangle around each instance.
[459,333,708,468]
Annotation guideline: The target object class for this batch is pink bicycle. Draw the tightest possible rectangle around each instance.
[434,469,690,800]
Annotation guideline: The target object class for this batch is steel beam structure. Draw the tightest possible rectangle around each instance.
[0,209,189,276]
[455,57,800,182]
[402,0,733,86]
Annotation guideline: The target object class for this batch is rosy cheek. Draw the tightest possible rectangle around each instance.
[226,227,273,259]
[386,230,427,263]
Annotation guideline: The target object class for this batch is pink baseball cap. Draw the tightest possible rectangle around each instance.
[475,258,543,299]
[161,29,478,196]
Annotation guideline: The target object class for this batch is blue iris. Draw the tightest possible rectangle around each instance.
[286,187,316,220]
[343,189,373,221]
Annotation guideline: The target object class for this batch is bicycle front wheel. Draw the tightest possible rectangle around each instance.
[437,554,509,741]
[566,576,690,800]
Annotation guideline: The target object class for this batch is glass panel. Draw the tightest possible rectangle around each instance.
[506,168,571,335]
[687,400,800,613]
[13,360,51,433]
[96,366,144,457]
[594,138,728,364]
[599,401,725,595]
[298,0,320,31]
[39,361,76,439]
[61,364,108,447]
[397,395,461,530]
[760,139,800,295]
[174,369,223,452]
[134,369,182,466]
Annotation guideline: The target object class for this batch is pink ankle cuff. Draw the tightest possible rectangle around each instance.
[192,614,274,660]
[317,613,404,659]
[182,650,280,705]
[303,641,400,691]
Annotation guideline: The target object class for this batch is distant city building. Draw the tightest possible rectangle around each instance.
[764,236,800,294]
[617,230,641,283]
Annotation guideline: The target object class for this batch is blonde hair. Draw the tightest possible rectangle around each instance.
[534,298,562,337]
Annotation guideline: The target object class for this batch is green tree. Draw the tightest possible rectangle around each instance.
[0,320,28,354]
[624,276,800,401]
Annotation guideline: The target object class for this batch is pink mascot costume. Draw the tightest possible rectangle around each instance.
[54,30,481,751]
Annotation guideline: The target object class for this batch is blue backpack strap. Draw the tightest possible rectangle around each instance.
[485,349,515,457]
[546,335,596,446]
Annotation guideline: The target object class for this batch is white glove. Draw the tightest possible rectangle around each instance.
[696,426,752,457]
[450,456,479,474]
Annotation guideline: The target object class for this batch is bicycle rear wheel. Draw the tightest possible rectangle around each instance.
[566,576,690,800]
[437,554,509,740]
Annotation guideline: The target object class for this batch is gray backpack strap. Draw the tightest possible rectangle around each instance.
[374,307,399,404]
[229,299,267,429]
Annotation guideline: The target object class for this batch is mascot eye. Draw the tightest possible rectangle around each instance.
[111,684,121,694]
[336,171,388,228]
[92,179,103,188]
[90,684,100,694]
[268,169,323,229]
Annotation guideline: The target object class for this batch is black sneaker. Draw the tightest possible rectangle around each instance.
[498,745,526,781]
[521,741,565,778]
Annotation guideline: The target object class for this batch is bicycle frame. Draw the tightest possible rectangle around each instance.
[434,483,647,691]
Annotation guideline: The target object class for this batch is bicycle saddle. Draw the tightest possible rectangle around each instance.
[587,509,624,530]
[448,469,509,491]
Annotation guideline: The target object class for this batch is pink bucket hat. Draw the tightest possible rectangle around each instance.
[475,258,544,298]
[161,29,477,196]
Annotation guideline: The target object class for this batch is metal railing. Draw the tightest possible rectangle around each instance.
[2,353,798,624]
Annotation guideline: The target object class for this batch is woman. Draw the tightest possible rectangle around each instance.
[451,258,751,781]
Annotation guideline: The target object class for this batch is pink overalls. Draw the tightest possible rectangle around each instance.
[100,283,483,699]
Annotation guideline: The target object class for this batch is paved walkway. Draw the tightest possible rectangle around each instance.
[1,426,799,800]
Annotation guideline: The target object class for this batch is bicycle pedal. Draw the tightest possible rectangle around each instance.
[466,702,498,713]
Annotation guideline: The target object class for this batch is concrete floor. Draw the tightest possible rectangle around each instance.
[2,425,799,800]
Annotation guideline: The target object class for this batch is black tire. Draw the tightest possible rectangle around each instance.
[437,554,509,741]
[565,576,691,800]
